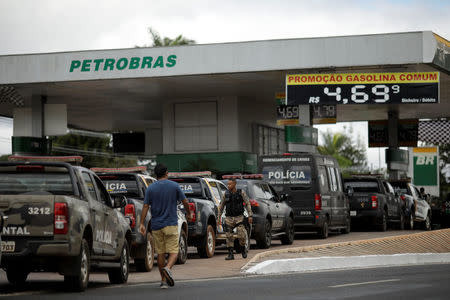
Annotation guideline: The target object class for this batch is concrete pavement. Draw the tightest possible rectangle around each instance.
[244,228,450,275]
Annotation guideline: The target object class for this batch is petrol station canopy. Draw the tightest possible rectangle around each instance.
[0,31,448,134]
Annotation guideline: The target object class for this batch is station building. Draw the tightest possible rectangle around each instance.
[0,31,448,174]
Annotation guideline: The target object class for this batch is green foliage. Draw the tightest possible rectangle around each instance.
[0,154,10,161]
[136,27,196,48]
[51,134,137,169]
[317,128,368,172]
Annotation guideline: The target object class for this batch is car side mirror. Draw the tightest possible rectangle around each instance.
[346,186,354,198]
[112,195,127,208]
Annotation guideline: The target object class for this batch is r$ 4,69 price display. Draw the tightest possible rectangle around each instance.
[286,72,439,105]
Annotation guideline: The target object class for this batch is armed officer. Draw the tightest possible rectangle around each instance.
[217,178,253,260]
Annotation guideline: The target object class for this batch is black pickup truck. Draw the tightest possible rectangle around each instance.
[169,175,218,258]
[0,157,132,291]
[344,176,404,231]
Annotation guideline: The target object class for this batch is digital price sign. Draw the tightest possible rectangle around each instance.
[286,72,439,105]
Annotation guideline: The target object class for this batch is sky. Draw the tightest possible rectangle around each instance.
[0,0,449,167]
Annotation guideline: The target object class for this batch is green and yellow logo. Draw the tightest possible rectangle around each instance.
[69,55,177,72]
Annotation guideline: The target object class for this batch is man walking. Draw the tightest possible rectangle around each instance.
[139,163,191,289]
[217,178,253,260]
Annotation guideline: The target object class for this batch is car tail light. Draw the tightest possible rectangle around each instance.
[371,196,378,208]
[249,199,259,207]
[125,204,136,228]
[188,202,196,222]
[314,194,322,211]
[400,195,406,202]
[54,202,68,234]
[283,153,292,156]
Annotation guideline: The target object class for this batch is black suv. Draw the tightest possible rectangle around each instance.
[222,176,295,249]
[169,175,218,258]
[259,154,351,239]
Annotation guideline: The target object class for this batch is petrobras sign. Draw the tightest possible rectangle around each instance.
[69,55,177,73]
[409,147,440,196]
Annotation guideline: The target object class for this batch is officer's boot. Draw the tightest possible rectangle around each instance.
[241,243,248,259]
[225,247,234,260]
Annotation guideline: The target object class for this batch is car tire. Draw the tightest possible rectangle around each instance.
[6,267,29,286]
[406,210,415,230]
[280,217,295,245]
[318,219,329,239]
[423,213,431,231]
[108,240,130,284]
[65,238,90,292]
[341,215,351,234]
[256,218,272,249]
[135,232,154,272]
[176,229,188,265]
[197,224,215,258]
[398,210,405,230]
[377,210,388,232]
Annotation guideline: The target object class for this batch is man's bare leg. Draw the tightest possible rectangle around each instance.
[157,254,166,282]
[166,253,178,270]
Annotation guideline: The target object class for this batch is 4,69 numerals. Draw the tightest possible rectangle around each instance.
[324,84,400,104]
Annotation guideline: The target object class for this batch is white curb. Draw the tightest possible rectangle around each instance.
[245,253,450,275]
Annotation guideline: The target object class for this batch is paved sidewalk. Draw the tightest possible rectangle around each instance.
[242,228,450,272]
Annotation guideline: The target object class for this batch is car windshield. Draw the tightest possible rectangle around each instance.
[98,174,141,198]
[390,182,408,195]
[170,178,204,198]
[344,180,380,193]
[0,166,73,195]
[236,182,250,196]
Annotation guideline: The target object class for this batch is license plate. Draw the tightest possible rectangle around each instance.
[350,211,357,216]
[1,241,15,252]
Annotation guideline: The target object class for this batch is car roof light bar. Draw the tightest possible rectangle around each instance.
[222,174,264,179]
[91,166,147,173]
[168,171,212,177]
[8,155,83,164]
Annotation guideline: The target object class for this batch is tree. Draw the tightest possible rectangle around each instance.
[317,129,368,172]
[137,27,196,48]
[51,134,137,169]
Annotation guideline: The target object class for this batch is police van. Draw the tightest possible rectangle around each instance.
[259,153,351,238]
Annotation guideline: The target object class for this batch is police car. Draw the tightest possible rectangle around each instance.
[0,156,132,291]
[94,167,189,267]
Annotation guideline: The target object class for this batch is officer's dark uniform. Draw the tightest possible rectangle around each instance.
[218,189,252,260]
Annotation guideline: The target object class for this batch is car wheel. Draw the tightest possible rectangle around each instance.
[377,210,388,232]
[176,229,188,264]
[406,210,415,230]
[135,232,154,272]
[108,240,130,284]
[64,238,90,291]
[398,210,405,230]
[6,267,29,286]
[318,219,329,239]
[341,215,351,234]
[256,218,272,249]
[197,224,215,258]
[423,213,431,231]
[280,217,295,245]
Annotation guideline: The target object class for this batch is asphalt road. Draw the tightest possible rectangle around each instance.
[0,229,422,288]
[2,264,449,299]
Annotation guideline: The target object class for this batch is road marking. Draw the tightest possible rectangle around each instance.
[330,279,400,288]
